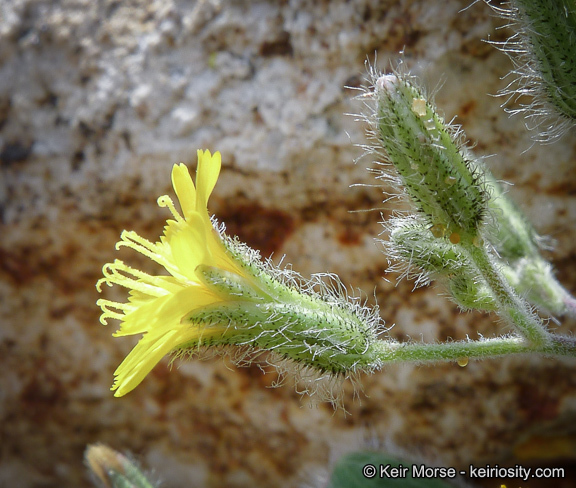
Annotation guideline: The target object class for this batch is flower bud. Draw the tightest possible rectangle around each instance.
[373,73,489,244]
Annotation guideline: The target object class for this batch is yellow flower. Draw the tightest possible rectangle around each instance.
[98,149,386,400]
[97,150,247,396]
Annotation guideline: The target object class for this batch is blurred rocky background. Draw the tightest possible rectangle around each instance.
[1,0,575,486]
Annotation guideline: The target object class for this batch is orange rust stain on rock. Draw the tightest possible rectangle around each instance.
[219,204,295,257]
[459,100,476,118]
[545,179,576,196]
[0,248,37,285]
[337,225,362,246]
[19,359,66,420]
[517,384,560,423]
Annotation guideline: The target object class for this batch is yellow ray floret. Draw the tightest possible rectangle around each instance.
[96,150,242,397]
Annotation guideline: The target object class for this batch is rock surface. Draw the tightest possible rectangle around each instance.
[1,0,576,487]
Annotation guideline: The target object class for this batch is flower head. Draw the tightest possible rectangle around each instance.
[98,149,386,399]
[97,150,243,396]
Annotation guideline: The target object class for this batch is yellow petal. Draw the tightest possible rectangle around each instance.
[169,213,209,280]
[112,309,228,397]
[112,329,184,396]
[115,286,221,336]
[111,286,229,396]
[149,275,187,294]
[196,150,221,210]
[126,277,185,306]
[160,218,183,245]
[171,163,197,219]
[204,230,244,273]
[113,322,227,397]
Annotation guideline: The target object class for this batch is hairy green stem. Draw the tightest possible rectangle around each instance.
[375,333,576,363]
[463,241,551,346]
